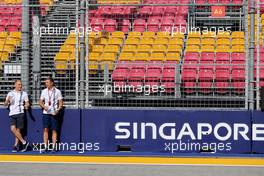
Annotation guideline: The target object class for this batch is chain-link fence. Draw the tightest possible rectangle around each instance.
[0,0,254,109]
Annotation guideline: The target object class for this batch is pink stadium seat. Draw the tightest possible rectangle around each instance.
[215,70,230,81]
[134,19,146,32]
[200,52,215,62]
[183,81,196,94]
[152,6,165,17]
[198,82,213,94]
[208,0,218,3]
[128,68,145,81]
[0,19,9,31]
[231,69,245,81]
[216,53,230,62]
[116,61,130,70]
[160,18,173,32]
[185,52,200,62]
[145,81,161,93]
[198,69,214,81]
[147,18,160,32]
[112,69,129,81]
[162,68,175,82]
[182,61,198,70]
[219,0,230,4]
[215,60,230,71]
[113,81,126,93]
[91,18,104,31]
[7,19,21,31]
[146,68,162,81]
[199,60,214,70]
[195,0,207,5]
[164,6,178,16]
[233,0,243,4]
[104,19,116,32]
[121,20,130,32]
[139,6,152,16]
[163,82,176,93]
[215,81,229,94]
[182,69,196,81]
[231,60,245,70]
[231,53,245,62]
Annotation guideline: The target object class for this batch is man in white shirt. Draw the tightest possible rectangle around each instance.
[39,77,63,153]
[4,80,30,152]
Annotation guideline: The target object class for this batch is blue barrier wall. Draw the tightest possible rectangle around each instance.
[82,109,252,154]
[1,108,264,155]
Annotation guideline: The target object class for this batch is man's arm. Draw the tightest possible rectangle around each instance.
[4,93,12,106]
[39,99,48,111]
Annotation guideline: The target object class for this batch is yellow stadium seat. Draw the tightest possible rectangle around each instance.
[142,31,155,38]
[201,45,215,52]
[54,52,70,61]
[140,37,154,45]
[217,31,231,39]
[156,31,171,39]
[186,45,200,53]
[202,32,216,39]
[65,38,76,45]
[89,52,101,61]
[154,38,169,45]
[5,40,18,47]
[231,31,244,39]
[111,31,125,39]
[125,38,140,45]
[216,38,230,46]
[9,32,21,39]
[119,52,134,61]
[128,31,142,38]
[167,45,182,53]
[231,39,245,46]
[100,52,116,62]
[168,38,183,46]
[166,52,181,62]
[0,32,8,39]
[231,45,245,53]
[135,52,149,61]
[216,45,231,53]
[152,45,167,53]
[171,32,185,40]
[186,38,201,46]
[92,45,104,53]
[0,51,9,61]
[0,40,5,45]
[201,38,215,46]
[108,38,123,45]
[187,32,201,39]
[137,44,152,53]
[122,45,137,53]
[55,59,68,71]
[60,45,75,52]
[150,52,165,61]
[3,45,15,53]
[104,45,120,53]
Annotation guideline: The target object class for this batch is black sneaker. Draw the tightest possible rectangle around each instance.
[21,142,29,152]
[12,145,19,153]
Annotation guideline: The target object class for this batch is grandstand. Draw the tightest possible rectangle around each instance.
[0,0,262,109]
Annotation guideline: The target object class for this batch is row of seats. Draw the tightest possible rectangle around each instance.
[194,0,243,5]
[184,52,245,62]
[0,31,21,61]
[0,0,53,5]
[97,0,140,4]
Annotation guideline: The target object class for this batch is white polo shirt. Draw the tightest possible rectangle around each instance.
[6,90,29,116]
[40,87,63,114]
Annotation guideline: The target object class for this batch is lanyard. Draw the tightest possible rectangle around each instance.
[48,88,56,110]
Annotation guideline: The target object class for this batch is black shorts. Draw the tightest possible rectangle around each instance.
[42,114,59,131]
[9,113,25,129]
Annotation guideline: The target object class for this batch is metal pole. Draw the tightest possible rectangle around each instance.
[32,16,41,103]
[21,0,30,94]
[80,0,86,109]
[85,0,90,108]
[244,0,249,109]
[75,0,79,108]
[249,0,255,110]
[256,0,261,110]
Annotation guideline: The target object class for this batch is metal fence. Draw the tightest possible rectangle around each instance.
[0,0,256,110]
